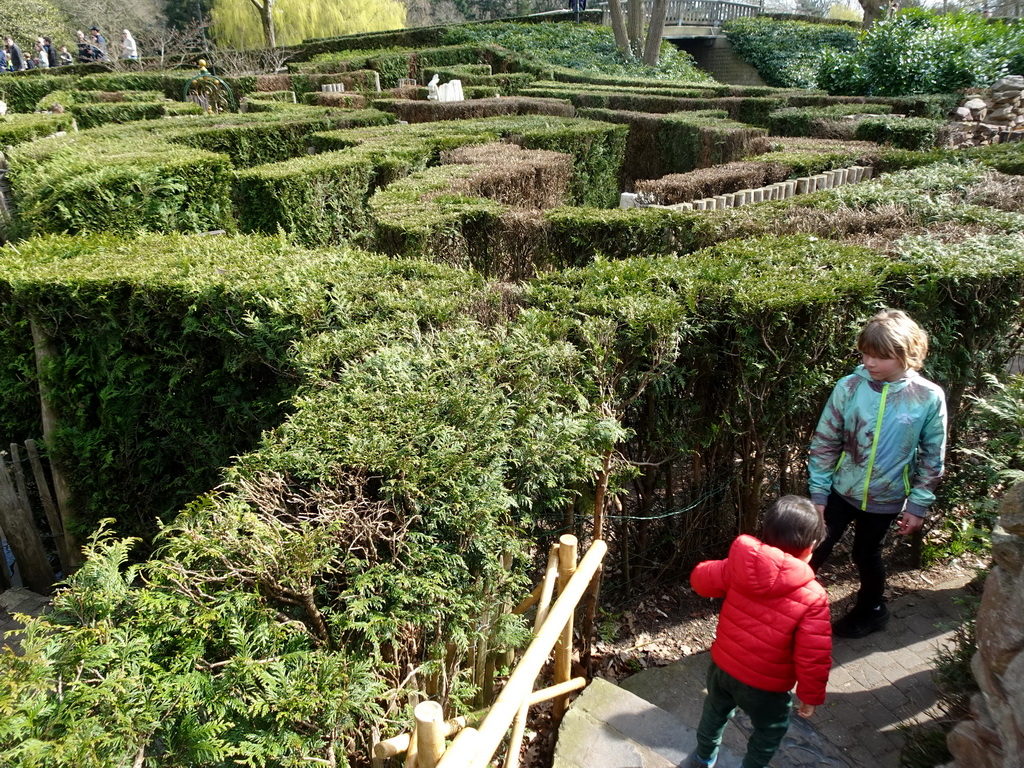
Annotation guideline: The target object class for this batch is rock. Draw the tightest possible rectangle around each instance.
[947,719,1003,768]
[993,526,1024,575]
[977,566,1024,677]
[963,98,988,111]
[1000,482,1024,536]
[991,75,1024,91]
[955,106,972,120]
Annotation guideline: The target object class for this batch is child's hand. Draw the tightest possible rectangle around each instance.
[797,702,816,718]
[896,514,923,535]
[815,504,825,516]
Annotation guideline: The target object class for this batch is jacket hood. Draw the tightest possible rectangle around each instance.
[727,535,815,599]
[854,364,917,391]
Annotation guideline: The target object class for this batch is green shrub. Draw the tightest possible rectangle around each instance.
[169,110,395,167]
[234,151,378,247]
[0,113,77,146]
[766,103,893,137]
[6,135,235,240]
[0,73,79,113]
[853,116,944,150]
[817,9,1024,96]
[442,21,713,83]
[69,102,170,130]
[724,16,859,89]
[577,107,766,185]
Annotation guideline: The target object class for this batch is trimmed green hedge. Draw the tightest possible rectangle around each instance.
[766,103,894,136]
[0,73,79,113]
[576,107,767,186]
[853,116,946,150]
[6,135,235,240]
[0,113,77,146]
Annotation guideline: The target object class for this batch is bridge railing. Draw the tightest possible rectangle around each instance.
[601,0,762,26]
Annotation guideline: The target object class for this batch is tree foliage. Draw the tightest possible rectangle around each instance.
[210,0,406,49]
[818,8,1024,96]
[0,0,72,48]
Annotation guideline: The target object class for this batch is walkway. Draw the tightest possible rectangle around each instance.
[555,570,975,768]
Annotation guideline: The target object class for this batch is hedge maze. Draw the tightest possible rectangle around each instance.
[1,22,1023,767]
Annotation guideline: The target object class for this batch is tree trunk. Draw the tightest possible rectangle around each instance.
[30,317,83,569]
[627,0,645,56]
[249,0,276,48]
[643,0,669,66]
[606,0,632,54]
[860,0,887,28]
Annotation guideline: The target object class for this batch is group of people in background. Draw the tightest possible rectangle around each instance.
[2,27,137,72]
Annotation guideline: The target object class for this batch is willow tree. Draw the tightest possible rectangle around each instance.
[606,0,669,65]
[211,0,405,49]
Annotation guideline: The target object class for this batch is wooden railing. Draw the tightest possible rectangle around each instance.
[371,535,607,768]
[601,0,762,27]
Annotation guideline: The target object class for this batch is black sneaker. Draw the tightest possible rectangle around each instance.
[832,603,890,638]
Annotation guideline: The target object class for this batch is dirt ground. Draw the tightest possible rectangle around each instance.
[516,533,990,768]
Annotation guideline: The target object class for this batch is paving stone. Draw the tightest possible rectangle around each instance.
[557,570,975,768]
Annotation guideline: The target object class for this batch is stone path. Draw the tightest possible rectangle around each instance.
[0,588,51,650]
[556,571,974,768]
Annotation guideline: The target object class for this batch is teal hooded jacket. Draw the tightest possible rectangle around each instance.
[808,365,947,517]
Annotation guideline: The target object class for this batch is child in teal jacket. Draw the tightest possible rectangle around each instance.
[808,309,947,638]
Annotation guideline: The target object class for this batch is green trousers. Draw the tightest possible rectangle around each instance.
[694,660,793,768]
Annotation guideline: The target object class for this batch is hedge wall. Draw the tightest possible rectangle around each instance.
[0,113,77,146]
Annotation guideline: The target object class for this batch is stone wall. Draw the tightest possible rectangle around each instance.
[951,75,1024,148]
[946,481,1024,768]
[673,36,767,87]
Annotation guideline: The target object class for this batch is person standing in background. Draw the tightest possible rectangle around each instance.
[35,38,49,67]
[121,29,138,60]
[89,27,108,61]
[5,37,25,71]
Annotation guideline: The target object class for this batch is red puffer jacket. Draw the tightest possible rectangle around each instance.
[691,535,831,705]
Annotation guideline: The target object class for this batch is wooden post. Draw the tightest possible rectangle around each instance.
[0,453,55,593]
[437,541,607,768]
[24,439,70,574]
[30,317,82,569]
[414,701,446,768]
[581,451,612,672]
[552,534,578,722]
[504,544,561,768]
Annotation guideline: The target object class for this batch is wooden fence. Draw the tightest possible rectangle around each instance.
[0,440,79,594]
[371,535,607,768]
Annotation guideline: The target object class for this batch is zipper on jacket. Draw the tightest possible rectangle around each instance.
[862,382,889,510]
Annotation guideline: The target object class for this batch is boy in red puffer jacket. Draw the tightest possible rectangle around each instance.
[687,496,831,768]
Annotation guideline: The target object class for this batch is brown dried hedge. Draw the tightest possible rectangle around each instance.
[635,161,792,205]
[441,143,572,210]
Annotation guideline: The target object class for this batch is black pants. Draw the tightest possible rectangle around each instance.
[809,490,898,609]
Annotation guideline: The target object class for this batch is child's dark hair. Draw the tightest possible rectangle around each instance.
[761,495,824,557]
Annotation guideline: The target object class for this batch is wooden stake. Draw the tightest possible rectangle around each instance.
[0,453,54,593]
[437,541,606,768]
[30,317,82,569]
[414,701,446,768]
[24,439,71,576]
[504,544,561,768]
[551,534,578,722]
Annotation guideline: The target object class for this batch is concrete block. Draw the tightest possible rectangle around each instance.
[797,178,810,194]
[752,189,763,203]
[692,199,706,211]
[619,192,637,209]
[863,166,874,179]
[713,195,727,209]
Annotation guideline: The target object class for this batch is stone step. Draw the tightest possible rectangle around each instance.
[554,677,743,768]
[621,652,853,768]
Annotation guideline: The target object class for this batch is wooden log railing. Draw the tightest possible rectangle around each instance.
[371,535,607,768]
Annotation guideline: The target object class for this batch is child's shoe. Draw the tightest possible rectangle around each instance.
[833,602,890,638]
[686,753,717,768]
